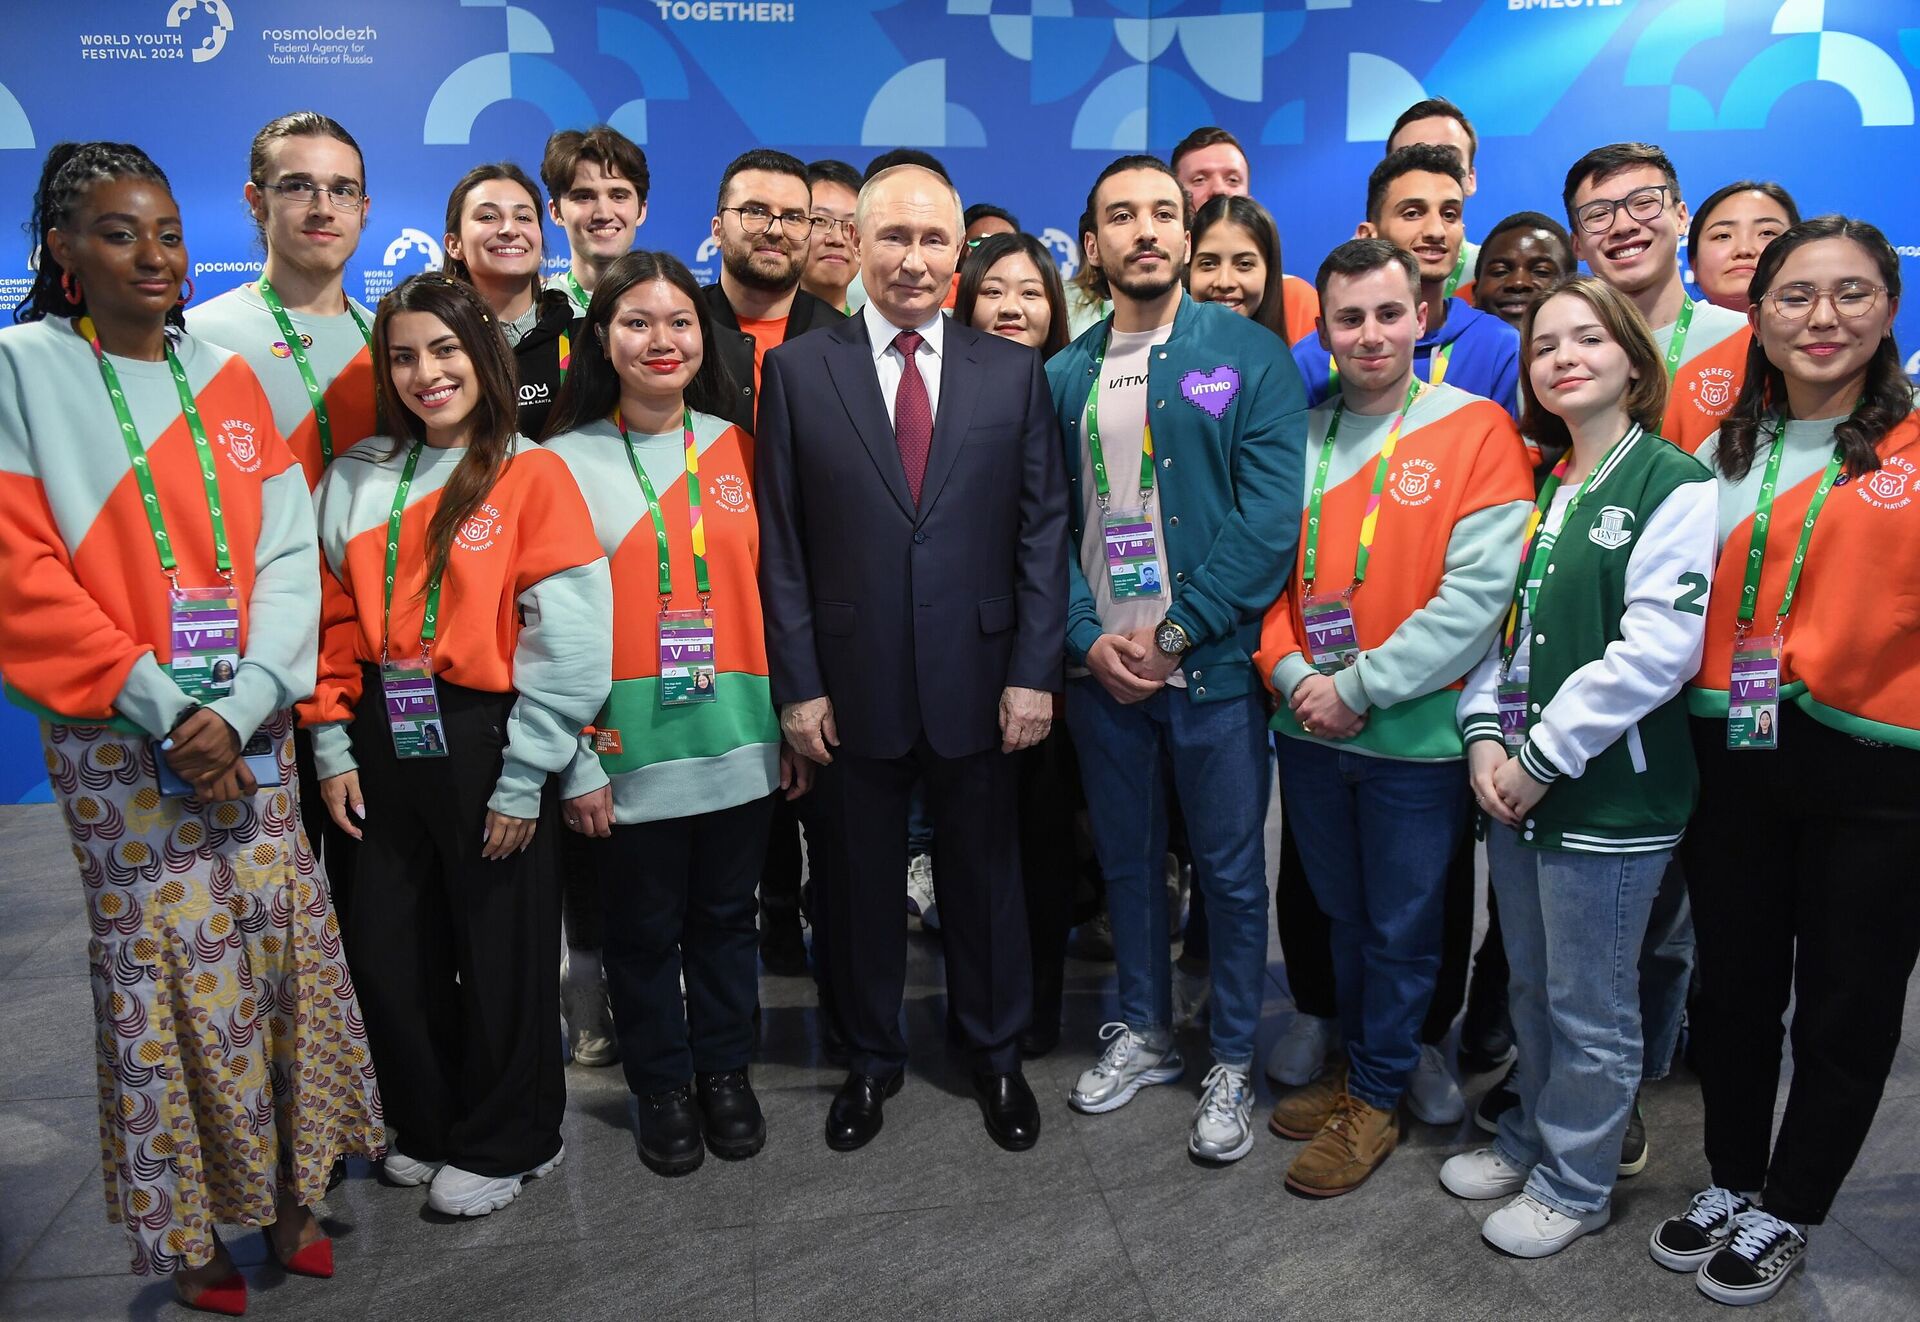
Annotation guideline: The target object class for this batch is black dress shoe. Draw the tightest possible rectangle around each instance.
[636,1084,705,1176]
[696,1069,766,1160]
[825,1070,903,1151]
[973,1070,1041,1152]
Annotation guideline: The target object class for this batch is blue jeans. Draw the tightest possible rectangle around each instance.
[1065,679,1270,1067]
[1639,859,1693,1082]
[1273,736,1468,1109]
[1489,824,1671,1216]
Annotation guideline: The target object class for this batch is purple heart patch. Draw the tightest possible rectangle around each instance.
[1179,366,1241,419]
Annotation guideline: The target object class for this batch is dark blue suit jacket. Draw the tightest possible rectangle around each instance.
[756,312,1069,760]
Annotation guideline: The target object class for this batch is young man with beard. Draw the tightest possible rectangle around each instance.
[702,149,845,434]
[1565,142,1750,454]
[189,111,377,917]
[1052,154,1306,1163]
[541,125,648,316]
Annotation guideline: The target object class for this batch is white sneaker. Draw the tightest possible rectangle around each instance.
[1406,1042,1466,1126]
[1171,964,1211,1029]
[563,963,619,1068]
[1265,1013,1338,1089]
[427,1145,565,1217]
[1069,1022,1184,1114]
[1481,1192,1610,1258]
[906,853,935,926]
[1441,1147,1529,1200]
[382,1150,445,1187]
[1188,1063,1254,1163]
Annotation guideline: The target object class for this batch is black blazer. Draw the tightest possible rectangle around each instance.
[699,282,845,433]
[756,312,1069,761]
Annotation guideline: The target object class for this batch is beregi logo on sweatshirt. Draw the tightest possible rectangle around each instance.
[219,419,262,473]
[1691,366,1737,415]
[455,500,502,552]
[1589,505,1635,549]
[709,471,752,514]
[1390,458,1439,507]
[1856,455,1914,511]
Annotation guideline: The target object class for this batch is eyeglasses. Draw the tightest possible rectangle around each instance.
[1574,184,1673,235]
[722,205,828,239]
[812,215,857,241]
[1759,281,1887,321]
[259,178,364,207]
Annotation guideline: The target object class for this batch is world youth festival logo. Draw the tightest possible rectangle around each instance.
[166,0,234,63]
[359,228,445,304]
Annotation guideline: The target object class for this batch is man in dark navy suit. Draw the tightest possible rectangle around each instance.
[756,163,1068,1153]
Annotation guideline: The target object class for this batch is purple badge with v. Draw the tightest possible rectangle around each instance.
[1180,366,1241,418]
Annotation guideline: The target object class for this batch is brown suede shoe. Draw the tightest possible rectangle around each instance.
[1268,1061,1349,1140]
[1284,1090,1399,1197]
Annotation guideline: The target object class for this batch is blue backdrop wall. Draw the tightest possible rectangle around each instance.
[1,0,1916,802]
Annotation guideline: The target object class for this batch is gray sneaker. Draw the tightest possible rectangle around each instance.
[1069,1022,1184,1114]
[1189,1063,1254,1162]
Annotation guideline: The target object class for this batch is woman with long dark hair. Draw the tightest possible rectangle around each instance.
[1651,216,1919,1308]
[540,251,802,1174]
[1186,194,1289,343]
[306,273,609,1218]
[0,140,382,1313]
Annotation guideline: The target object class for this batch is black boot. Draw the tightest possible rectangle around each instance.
[635,1084,705,1176]
[696,1069,766,1160]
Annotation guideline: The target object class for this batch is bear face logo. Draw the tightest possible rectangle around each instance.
[455,501,502,552]
[1694,367,1737,415]
[1390,458,1439,507]
[220,419,261,473]
[710,472,751,513]
[1857,456,1914,511]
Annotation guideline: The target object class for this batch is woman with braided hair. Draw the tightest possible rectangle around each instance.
[0,141,384,1314]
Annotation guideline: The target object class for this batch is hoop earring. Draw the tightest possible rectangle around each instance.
[177,276,195,307]
[59,270,82,306]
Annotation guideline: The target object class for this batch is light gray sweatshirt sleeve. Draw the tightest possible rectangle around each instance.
[489,560,615,818]
[1332,499,1532,714]
[205,466,321,744]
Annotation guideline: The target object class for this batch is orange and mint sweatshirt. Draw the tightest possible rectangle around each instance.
[544,412,781,823]
[188,282,377,491]
[1691,411,1920,749]
[0,318,318,743]
[1659,297,1751,455]
[302,435,612,817]
[1255,380,1535,760]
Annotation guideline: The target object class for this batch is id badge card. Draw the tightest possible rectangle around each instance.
[1302,590,1359,674]
[155,727,284,798]
[659,610,717,706]
[168,586,241,701]
[1728,635,1781,751]
[1103,508,1165,601]
[381,658,449,758]
[1497,680,1530,750]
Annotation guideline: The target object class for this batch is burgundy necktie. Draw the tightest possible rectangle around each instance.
[892,329,932,505]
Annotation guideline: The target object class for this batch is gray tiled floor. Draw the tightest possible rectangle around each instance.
[3,799,1917,1321]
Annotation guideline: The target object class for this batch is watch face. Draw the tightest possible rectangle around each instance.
[1156,623,1184,654]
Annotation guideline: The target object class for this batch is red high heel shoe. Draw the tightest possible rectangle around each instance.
[176,1271,248,1316]
[263,1228,335,1279]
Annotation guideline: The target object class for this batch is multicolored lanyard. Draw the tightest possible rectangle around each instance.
[1662,298,1695,384]
[1441,246,1469,301]
[256,277,371,467]
[618,408,711,605]
[1085,339,1156,509]
[565,271,591,314]
[1499,426,1639,670]
[1329,336,1454,395]
[1736,419,1845,638]
[381,441,443,662]
[79,316,231,584]
[1301,375,1422,590]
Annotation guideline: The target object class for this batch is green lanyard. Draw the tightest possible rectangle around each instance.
[381,441,443,661]
[256,277,372,467]
[79,317,231,583]
[565,271,591,314]
[618,408,711,604]
[1500,426,1640,671]
[1662,298,1695,384]
[1440,246,1469,301]
[1085,339,1157,509]
[1302,375,1422,590]
[1736,419,1845,636]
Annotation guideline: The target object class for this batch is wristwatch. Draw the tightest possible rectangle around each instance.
[1154,618,1191,658]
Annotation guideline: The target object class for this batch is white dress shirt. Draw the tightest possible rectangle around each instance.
[862,301,945,423]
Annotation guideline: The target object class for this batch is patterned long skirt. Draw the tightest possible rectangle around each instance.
[44,713,385,1276]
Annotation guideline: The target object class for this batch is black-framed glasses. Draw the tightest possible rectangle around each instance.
[1760,281,1887,321]
[1574,184,1673,235]
[258,178,364,207]
[722,205,826,239]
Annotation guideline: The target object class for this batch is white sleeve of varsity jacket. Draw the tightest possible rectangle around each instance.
[1457,631,1504,749]
[1521,481,1717,783]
